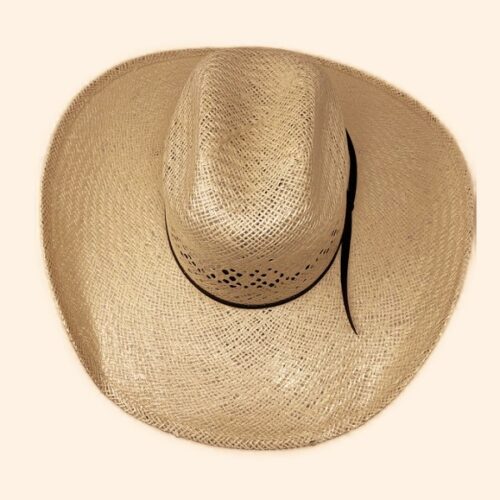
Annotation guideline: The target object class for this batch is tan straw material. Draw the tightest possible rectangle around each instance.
[42,47,475,449]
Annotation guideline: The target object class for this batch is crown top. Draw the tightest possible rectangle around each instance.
[164,48,349,306]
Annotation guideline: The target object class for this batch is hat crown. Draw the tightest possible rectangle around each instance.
[164,48,348,306]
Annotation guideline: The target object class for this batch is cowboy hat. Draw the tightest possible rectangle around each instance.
[42,47,474,449]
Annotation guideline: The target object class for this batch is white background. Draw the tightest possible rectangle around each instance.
[1,1,498,498]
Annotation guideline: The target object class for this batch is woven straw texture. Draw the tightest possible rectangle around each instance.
[41,47,475,449]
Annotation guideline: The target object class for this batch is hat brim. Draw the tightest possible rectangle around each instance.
[42,48,474,449]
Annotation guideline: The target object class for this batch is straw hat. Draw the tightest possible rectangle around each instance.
[42,47,474,449]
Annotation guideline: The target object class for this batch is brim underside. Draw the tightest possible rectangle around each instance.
[41,48,474,449]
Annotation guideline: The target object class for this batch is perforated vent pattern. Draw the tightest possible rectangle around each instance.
[169,227,342,304]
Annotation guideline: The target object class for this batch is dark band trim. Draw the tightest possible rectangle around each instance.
[341,132,358,334]
[164,131,358,334]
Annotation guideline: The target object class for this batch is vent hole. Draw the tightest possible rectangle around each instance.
[222,269,229,275]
